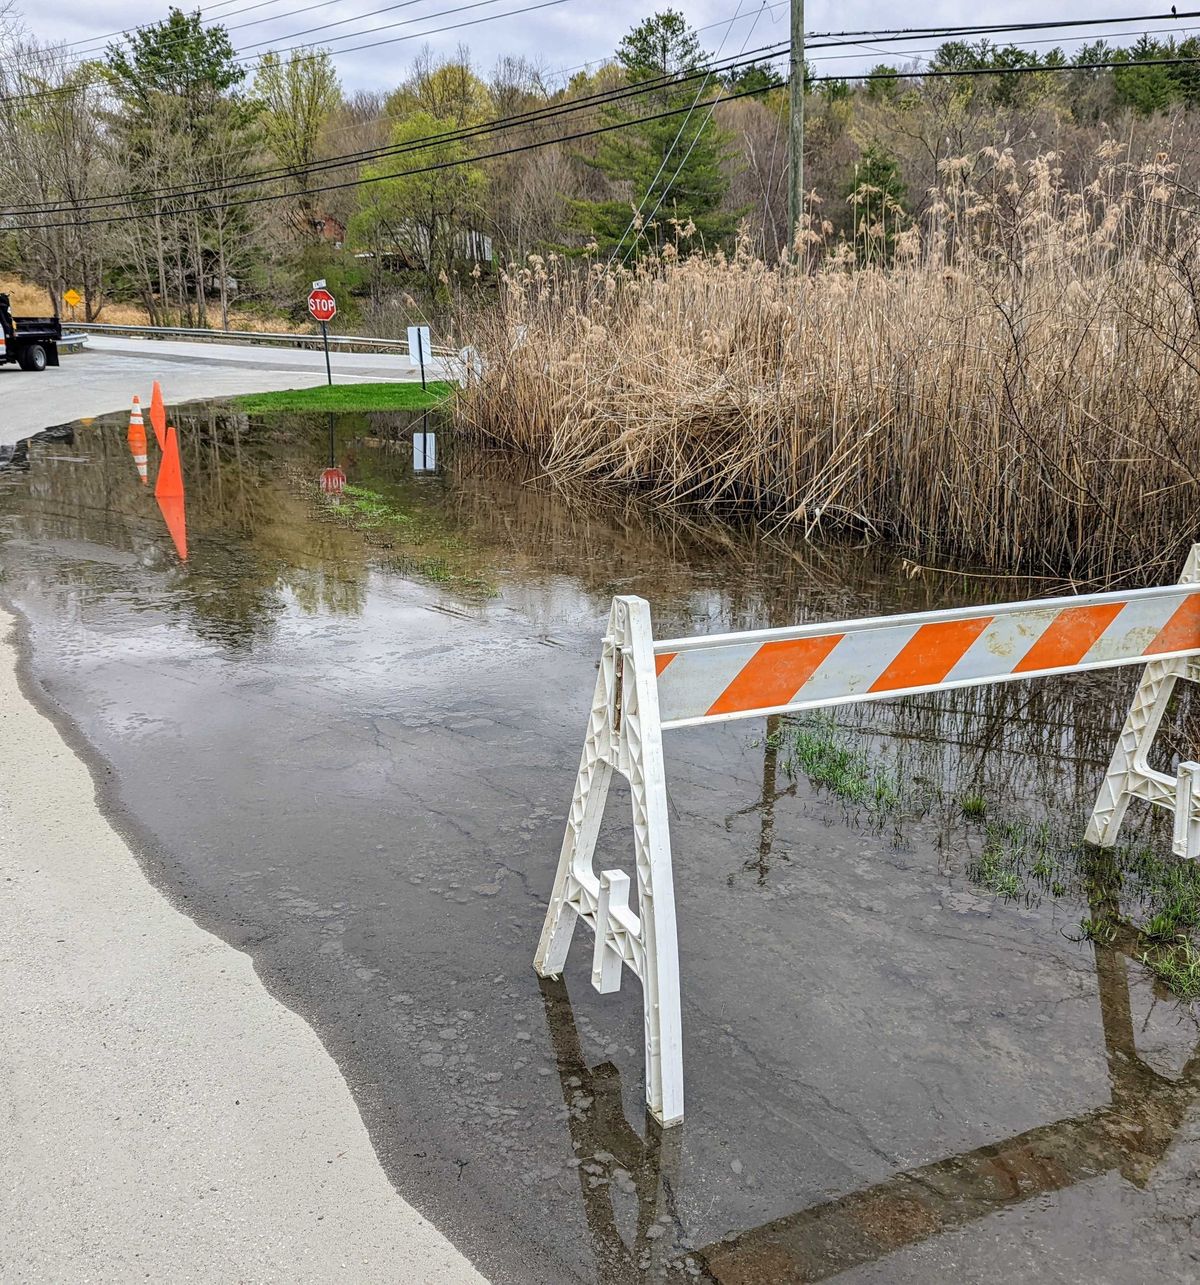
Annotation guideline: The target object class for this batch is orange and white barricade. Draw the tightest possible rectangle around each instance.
[535,546,1200,1125]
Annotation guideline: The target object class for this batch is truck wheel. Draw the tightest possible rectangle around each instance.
[18,344,47,372]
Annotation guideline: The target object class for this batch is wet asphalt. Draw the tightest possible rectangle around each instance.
[3,407,1200,1283]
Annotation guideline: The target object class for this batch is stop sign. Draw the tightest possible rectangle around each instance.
[320,466,346,495]
[308,287,337,323]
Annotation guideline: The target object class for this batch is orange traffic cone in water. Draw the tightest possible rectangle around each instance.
[127,395,149,485]
[156,425,184,499]
[157,491,188,561]
[149,380,167,450]
[155,425,187,560]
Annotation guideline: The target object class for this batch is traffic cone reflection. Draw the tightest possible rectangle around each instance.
[157,492,188,561]
[127,395,149,485]
[149,380,167,450]
[154,425,187,560]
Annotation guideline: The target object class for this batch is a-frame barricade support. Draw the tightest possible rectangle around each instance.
[537,547,1200,1124]
[534,597,684,1125]
[1086,546,1200,858]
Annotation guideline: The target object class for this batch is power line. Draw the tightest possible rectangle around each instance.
[229,0,571,61]
[4,7,1196,97]
[0,0,335,69]
[17,5,1194,82]
[4,82,790,232]
[0,0,574,97]
[237,0,508,51]
[607,0,758,269]
[9,53,1200,234]
[6,0,301,59]
[810,10,1199,39]
[1,43,791,214]
[811,24,1200,64]
[247,6,1200,69]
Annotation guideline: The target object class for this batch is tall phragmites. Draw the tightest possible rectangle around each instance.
[455,147,1200,585]
[788,0,804,240]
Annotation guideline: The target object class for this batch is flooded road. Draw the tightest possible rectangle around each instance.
[3,406,1200,1283]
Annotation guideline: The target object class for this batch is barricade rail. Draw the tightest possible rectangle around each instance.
[535,546,1200,1125]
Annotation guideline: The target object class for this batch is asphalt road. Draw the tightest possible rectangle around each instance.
[0,334,423,445]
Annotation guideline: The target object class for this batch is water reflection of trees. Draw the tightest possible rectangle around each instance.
[2,408,370,651]
[13,408,1200,778]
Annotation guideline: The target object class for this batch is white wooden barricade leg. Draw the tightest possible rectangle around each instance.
[1086,546,1200,859]
[534,596,685,1125]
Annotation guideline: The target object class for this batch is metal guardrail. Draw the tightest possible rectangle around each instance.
[72,322,456,357]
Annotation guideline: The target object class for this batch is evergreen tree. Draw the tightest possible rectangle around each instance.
[846,144,906,265]
[571,11,736,257]
[103,10,258,325]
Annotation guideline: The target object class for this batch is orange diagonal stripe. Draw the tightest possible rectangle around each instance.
[655,652,676,677]
[707,634,844,717]
[868,617,993,694]
[1013,602,1124,673]
[1146,593,1200,655]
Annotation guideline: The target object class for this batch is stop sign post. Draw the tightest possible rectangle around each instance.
[308,280,337,386]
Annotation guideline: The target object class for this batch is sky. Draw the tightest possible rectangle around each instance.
[10,0,1196,94]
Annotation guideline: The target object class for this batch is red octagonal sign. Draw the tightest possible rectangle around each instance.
[320,466,346,495]
[308,287,337,323]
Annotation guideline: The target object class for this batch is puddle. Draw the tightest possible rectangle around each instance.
[3,406,1200,1283]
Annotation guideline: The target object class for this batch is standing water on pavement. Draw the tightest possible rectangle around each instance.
[2,405,1199,1284]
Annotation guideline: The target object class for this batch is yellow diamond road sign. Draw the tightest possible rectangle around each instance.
[63,289,82,308]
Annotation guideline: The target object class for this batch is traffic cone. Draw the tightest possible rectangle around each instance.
[127,395,149,485]
[149,380,167,450]
[155,425,184,499]
[157,492,188,561]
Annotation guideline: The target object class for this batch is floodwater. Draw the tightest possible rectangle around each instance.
[3,407,1200,1283]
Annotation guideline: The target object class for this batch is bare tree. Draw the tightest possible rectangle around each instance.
[0,41,115,317]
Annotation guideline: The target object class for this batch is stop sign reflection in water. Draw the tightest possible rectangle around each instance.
[320,466,346,495]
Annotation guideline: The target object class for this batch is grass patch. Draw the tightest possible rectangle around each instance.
[781,717,906,821]
[235,381,454,414]
[317,481,494,596]
[967,816,1200,997]
[960,792,987,820]
[774,712,1200,1000]
[1140,938,1200,1001]
[968,818,1058,900]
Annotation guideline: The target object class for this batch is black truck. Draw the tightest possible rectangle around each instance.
[0,293,61,371]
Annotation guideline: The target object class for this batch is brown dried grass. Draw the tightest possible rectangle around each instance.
[456,147,1200,584]
[0,277,298,331]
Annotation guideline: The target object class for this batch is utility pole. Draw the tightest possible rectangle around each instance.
[788,0,805,240]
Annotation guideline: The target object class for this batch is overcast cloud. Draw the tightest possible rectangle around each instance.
[12,0,1192,93]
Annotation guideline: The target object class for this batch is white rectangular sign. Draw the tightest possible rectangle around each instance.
[407,325,431,368]
[413,431,436,473]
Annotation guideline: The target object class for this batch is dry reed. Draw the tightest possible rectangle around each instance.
[456,146,1200,584]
